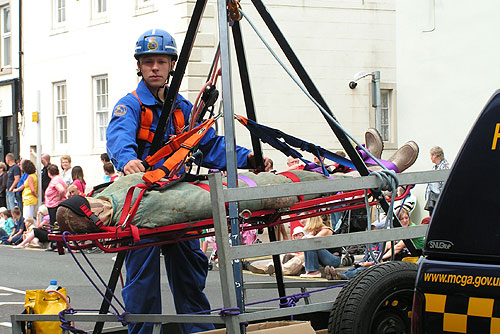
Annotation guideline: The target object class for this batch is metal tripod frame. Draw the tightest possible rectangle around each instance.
[215,0,419,323]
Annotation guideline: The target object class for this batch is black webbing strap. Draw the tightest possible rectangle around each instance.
[149,0,208,156]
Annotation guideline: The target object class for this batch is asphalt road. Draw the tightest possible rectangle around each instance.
[0,245,340,333]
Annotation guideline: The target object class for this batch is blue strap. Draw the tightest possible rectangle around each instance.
[241,117,357,170]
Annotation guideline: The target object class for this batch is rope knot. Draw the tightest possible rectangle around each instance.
[371,169,399,192]
[115,311,131,326]
[58,308,88,334]
[279,291,311,308]
[219,307,241,316]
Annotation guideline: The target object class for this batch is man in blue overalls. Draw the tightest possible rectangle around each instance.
[106,29,272,333]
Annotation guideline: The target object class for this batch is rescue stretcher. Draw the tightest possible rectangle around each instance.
[48,180,412,254]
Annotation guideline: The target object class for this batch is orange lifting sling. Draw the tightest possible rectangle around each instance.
[142,117,217,184]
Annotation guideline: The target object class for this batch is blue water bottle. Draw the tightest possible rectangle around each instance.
[45,280,58,292]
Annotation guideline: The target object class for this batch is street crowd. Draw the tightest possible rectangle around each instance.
[0,152,118,248]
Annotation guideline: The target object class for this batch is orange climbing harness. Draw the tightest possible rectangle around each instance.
[131,90,186,144]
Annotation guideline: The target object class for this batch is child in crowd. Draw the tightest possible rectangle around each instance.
[21,218,36,245]
[14,205,50,248]
[100,153,110,164]
[103,162,119,182]
[36,205,49,228]
[0,208,12,238]
[272,226,306,275]
[101,153,111,183]
[1,207,25,245]
[0,207,6,236]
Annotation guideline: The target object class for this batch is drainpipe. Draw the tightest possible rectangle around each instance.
[18,0,23,117]
[371,71,381,134]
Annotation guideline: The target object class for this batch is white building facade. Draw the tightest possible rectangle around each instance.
[396,0,500,221]
[14,0,396,190]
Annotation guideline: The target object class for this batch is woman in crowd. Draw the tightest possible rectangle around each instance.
[379,208,425,261]
[14,160,38,218]
[60,155,73,186]
[300,215,341,278]
[71,166,86,195]
[45,164,67,224]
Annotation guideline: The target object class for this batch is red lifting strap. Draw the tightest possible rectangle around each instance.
[79,204,103,228]
[277,171,304,201]
[142,118,216,184]
[116,180,175,242]
[192,182,229,211]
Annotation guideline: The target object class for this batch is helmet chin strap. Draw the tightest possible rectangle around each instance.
[164,70,175,85]
[154,86,164,102]
[157,70,175,100]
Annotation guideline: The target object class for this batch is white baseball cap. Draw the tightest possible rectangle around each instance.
[292,226,305,236]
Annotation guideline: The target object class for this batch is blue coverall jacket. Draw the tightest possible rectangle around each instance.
[106,80,251,172]
[106,79,251,334]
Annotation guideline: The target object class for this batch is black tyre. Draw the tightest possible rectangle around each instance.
[328,261,418,334]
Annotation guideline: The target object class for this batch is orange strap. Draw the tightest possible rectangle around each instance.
[172,108,185,134]
[131,90,185,143]
[132,91,154,143]
[235,114,248,126]
[142,118,216,184]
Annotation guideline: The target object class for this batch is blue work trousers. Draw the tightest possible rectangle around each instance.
[122,239,215,334]
[304,249,341,272]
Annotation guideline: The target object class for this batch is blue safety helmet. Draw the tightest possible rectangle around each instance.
[134,29,178,61]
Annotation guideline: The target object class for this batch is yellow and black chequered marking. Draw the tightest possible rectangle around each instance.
[425,293,500,333]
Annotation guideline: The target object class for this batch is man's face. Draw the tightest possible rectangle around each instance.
[138,55,175,90]
[313,156,324,165]
[41,157,49,166]
[287,157,299,167]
